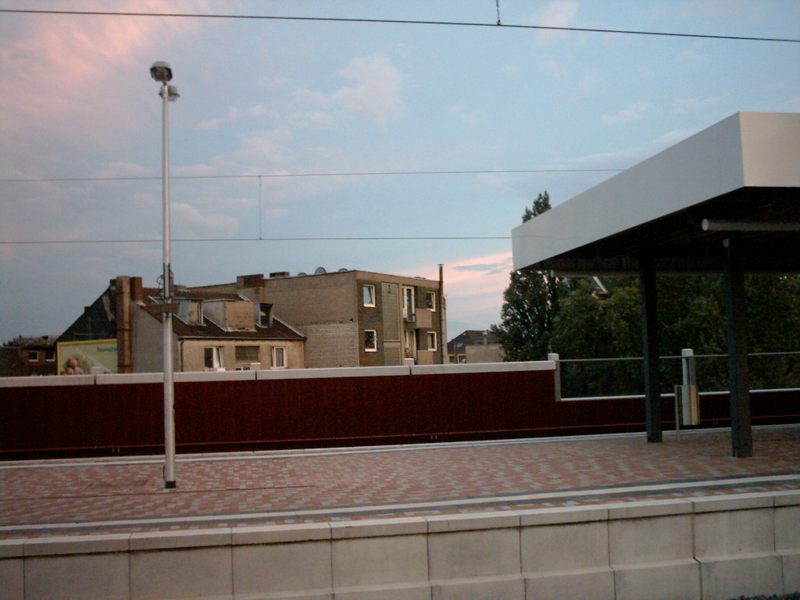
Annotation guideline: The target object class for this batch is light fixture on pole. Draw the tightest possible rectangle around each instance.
[150,60,179,489]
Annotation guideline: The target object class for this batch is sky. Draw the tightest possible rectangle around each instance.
[1,0,798,344]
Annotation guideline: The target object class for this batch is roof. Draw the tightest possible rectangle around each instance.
[512,112,800,274]
[141,306,304,342]
[448,330,498,350]
[142,287,245,302]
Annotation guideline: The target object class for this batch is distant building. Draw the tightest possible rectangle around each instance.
[447,330,503,364]
[58,276,305,373]
[193,268,446,368]
[0,335,58,377]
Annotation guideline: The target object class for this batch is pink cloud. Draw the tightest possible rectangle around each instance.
[403,250,514,330]
[0,1,203,142]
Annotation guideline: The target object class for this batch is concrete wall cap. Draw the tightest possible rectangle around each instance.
[256,365,410,380]
[519,506,608,526]
[96,372,163,385]
[129,529,232,551]
[691,492,775,513]
[232,523,331,545]
[411,361,554,376]
[0,538,26,558]
[426,511,520,533]
[24,533,130,557]
[606,499,693,520]
[331,517,427,539]
[0,374,95,388]
[174,370,256,383]
[772,490,800,507]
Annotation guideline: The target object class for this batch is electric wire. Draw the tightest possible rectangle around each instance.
[0,8,797,44]
[0,236,512,246]
[0,168,624,185]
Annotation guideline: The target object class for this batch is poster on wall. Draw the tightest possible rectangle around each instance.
[57,339,117,375]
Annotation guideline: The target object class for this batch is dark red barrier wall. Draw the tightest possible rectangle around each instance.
[1,371,798,459]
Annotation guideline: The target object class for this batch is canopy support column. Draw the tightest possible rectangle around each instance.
[640,254,662,442]
[723,236,753,457]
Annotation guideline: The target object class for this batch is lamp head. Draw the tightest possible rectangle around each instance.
[159,84,180,102]
[150,61,173,83]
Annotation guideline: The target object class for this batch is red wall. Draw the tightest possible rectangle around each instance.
[1,370,798,459]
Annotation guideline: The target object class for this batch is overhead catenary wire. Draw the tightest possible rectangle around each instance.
[0,236,512,246]
[0,8,798,44]
[0,168,623,185]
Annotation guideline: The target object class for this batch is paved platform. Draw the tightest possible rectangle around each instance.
[1,425,799,540]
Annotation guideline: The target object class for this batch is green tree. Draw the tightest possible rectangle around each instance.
[491,192,568,361]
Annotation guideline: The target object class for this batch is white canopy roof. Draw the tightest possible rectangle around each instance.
[512,112,800,273]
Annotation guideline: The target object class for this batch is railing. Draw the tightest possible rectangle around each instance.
[550,350,800,400]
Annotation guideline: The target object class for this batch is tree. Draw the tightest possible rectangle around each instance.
[491,192,568,361]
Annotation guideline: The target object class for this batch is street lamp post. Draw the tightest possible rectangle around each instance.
[150,61,179,489]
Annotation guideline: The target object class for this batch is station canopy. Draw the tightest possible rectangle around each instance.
[512,112,800,275]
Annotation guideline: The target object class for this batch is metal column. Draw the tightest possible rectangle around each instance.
[640,254,662,442]
[723,236,752,457]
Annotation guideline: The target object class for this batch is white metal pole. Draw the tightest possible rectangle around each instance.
[162,80,177,488]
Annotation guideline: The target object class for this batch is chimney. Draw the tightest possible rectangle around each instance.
[131,276,144,302]
[237,273,265,288]
[115,276,134,373]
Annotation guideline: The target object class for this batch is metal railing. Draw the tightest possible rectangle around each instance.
[548,350,800,400]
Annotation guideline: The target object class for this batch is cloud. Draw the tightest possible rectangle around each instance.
[531,1,579,45]
[0,0,203,142]
[536,57,564,76]
[171,202,238,237]
[672,96,719,114]
[402,251,513,332]
[333,55,406,124]
[449,104,479,124]
[197,104,278,130]
[601,101,655,125]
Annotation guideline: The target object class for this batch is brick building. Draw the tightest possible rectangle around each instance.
[194,268,446,368]
[0,335,58,377]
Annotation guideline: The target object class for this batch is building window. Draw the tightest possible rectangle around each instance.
[27,350,39,363]
[45,350,56,362]
[178,299,203,325]
[271,346,286,368]
[426,331,438,352]
[402,286,415,321]
[204,346,223,370]
[362,284,376,307]
[364,329,378,352]
[256,303,272,327]
[424,291,436,311]
[235,346,259,362]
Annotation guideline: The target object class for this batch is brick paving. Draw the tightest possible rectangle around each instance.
[1,426,798,539]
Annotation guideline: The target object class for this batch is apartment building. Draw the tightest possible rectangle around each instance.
[194,268,446,368]
[58,276,305,373]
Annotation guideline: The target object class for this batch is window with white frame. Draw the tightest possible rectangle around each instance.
[45,350,55,362]
[362,284,376,307]
[271,346,286,368]
[364,329,378,352]
[424,290,436,311]
[426,331,438,352]
[27,350,39,363]
[203,346,223,370]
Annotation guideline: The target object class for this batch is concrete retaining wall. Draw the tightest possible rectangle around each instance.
[2,491,798,600]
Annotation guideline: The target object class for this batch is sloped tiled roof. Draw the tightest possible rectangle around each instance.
[140,305,304,341]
